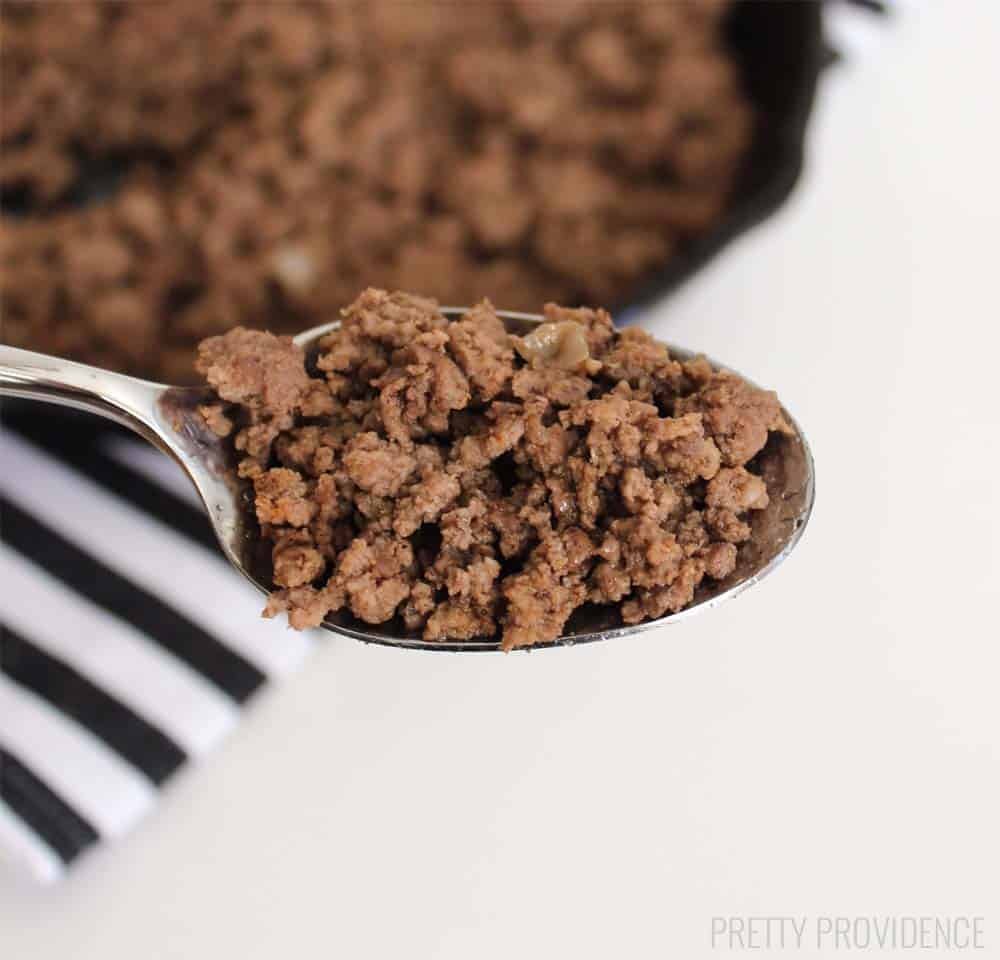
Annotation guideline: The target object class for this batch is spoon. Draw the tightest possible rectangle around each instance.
[0,308,814,651]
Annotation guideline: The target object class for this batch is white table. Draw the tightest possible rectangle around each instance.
[2,3,997,957]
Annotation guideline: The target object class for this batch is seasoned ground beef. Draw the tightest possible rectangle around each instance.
[2,1,751,381]
[197,288,791,649]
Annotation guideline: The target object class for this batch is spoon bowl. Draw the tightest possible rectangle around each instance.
[0,308,814,651]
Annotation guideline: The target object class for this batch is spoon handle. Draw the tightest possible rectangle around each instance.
[0,345,167,447]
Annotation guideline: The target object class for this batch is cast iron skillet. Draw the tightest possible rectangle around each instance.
[620,0,825,314]
[2,1,825,426]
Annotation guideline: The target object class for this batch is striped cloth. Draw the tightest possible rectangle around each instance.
[0,410,313,883]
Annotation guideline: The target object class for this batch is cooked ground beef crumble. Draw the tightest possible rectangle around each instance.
[2,0,751,381]
[196,288,790,649]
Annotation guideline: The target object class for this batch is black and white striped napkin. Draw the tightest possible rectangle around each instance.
[0,411,313,883]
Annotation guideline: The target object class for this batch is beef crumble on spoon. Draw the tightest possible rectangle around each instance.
[195,288,791,650]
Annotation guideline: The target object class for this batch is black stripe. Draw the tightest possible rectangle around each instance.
[1,624,186,785]
[0,496,265,703]
[0,747,99,864]
[3,416,216,551]
[845,0,888,14]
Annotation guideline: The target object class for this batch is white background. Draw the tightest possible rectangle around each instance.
[1,2,997,957]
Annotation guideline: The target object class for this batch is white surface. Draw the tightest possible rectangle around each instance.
[1,3,997,957]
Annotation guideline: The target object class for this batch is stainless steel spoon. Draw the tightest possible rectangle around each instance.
[0,308,814,651]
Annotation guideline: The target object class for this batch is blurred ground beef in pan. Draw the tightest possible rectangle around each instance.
[1,1,752,380]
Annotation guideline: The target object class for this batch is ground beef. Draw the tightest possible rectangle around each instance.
[197,288,790,649]
[196,328,310,420]
[2,1,752,381]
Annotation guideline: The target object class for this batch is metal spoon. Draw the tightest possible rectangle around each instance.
[0,309,814,651]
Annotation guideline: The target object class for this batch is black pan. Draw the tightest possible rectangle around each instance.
[2,1,826,429]
[623,0,825,313]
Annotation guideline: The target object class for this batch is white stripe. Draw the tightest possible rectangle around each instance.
[0,545,237,757]
[824,1,892,60]
[102,435,202,508]
[0,801,63,885]
[0,674,155,838]
[0,431,313,677]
